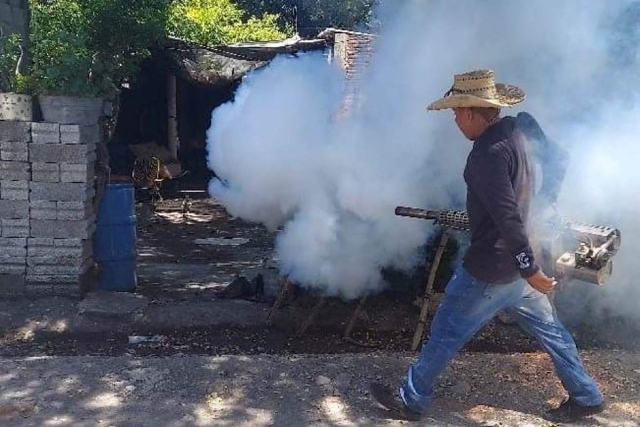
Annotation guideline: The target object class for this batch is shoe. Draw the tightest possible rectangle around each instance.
[369,382,422,422]
[545,397,605,422]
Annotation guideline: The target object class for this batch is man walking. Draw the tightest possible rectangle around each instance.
[371,70,605,423]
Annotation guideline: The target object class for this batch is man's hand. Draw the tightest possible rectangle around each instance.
[527,270,557,294]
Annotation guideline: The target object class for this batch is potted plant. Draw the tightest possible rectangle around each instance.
[0,30,33,121]
[30,0,167,126]
[30,0,105,125]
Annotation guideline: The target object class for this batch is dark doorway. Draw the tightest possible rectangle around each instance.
[110,53,238,190]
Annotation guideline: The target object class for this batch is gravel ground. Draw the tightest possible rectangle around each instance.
[0,351,637,427]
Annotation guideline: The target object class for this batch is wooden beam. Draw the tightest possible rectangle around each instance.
[411,231,449,352]
[167,73,178,159]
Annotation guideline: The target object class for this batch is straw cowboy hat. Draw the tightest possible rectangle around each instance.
[427,69,525,110]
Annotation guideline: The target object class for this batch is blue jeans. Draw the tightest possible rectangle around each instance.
[400,265,603,413]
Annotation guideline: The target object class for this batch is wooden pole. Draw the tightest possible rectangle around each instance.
[167,73,178,159]
[342,296,379,347]
[266,277,292,326]
[411,231,449,352]
[343,296,368,340]
[297,297,325,336]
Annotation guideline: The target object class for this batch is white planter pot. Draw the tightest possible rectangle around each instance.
[39,95,103,125]
[0,92,33,121]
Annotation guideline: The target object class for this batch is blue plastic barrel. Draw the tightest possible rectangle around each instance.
[94,182,137,291]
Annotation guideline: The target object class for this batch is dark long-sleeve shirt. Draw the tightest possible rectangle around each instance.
[515,112,570,207]
[463,116,540,284]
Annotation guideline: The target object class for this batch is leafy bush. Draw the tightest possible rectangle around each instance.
[30,0,97,96]
[81,0,169,95]
[0,31,29,93]
[29,0,297,98]
[167,0,291,46]
[30,0,168,99]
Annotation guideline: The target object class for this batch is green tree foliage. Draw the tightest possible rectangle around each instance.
[29,0,325,98]
[30,0,93,96]
[30,0,168,98]
[299,0,377,31]
[235,0,378,36]
[167,0,291,46]
[81,0,169,93]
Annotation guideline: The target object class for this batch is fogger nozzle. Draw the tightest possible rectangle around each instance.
[395,206,439,220]
[394,205,621,286]
[395,206,470,230]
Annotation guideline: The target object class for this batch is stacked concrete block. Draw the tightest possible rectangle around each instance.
[26,238,94,295]
[0,237,26,292]
[0,118,99,295]
[0,121,31,292]
[27,123,98,294]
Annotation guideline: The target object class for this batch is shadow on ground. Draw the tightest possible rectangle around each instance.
[1,352,638,426]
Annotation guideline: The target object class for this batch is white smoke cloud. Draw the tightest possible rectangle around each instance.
[207,0,640,316]
[207,51,436,299]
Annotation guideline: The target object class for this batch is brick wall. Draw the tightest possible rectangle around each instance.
[0,0,28,41]
[0,119,97,296]
[333,31,376,118]
[334,32,375,81]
